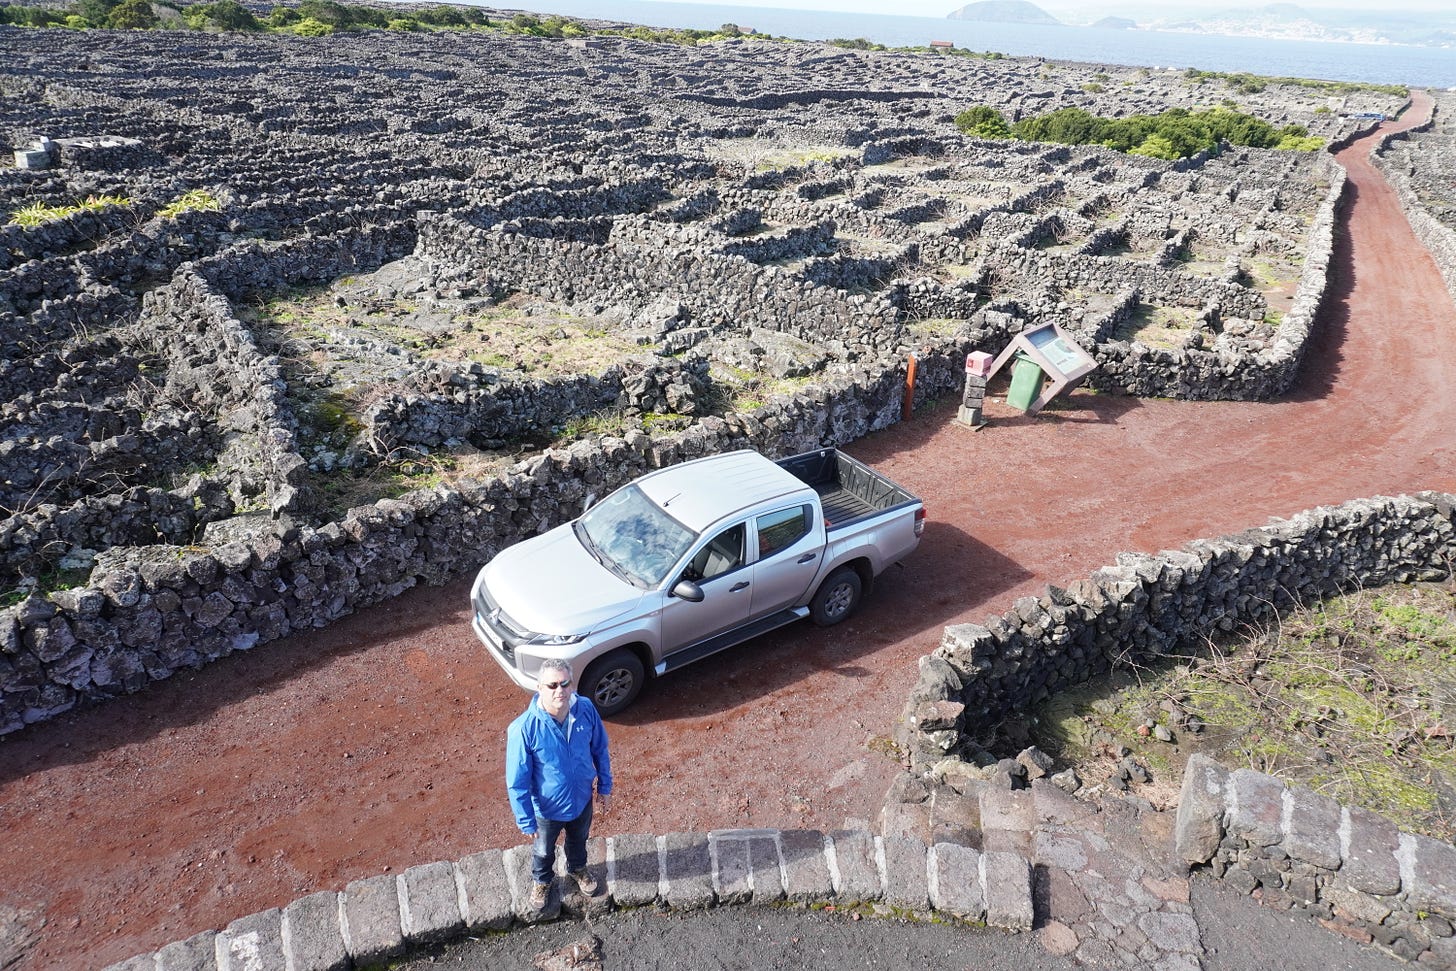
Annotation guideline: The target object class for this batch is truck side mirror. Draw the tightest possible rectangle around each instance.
[671,579,705,603]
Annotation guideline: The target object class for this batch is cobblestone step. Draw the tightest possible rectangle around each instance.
[975,780,1202,970]
[103,828,1034,971]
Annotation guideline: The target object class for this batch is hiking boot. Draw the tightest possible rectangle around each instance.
[571,867,598,895]
[529,880,551,909]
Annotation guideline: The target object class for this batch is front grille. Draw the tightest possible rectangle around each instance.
[473,610,516,663]
[474,582,527,662]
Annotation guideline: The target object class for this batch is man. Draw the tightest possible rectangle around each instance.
[505,658,613,908]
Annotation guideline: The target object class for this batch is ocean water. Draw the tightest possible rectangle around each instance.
[506,0,1456,88]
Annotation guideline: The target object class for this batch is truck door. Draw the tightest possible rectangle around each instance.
[659,523,752,655]
[747,504,821,617]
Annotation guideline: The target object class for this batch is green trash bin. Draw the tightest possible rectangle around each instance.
[1006,352,1045,412]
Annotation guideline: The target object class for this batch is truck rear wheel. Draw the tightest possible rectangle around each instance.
[810,568,862,627]
[579,649,645,716]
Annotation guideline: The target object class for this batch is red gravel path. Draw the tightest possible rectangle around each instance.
[2,93,1453,971]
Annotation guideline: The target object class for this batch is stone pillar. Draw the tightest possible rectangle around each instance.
[957,351,993,427]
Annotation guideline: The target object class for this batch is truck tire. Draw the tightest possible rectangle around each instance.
[579,649,645,716]
[810,568,862,627]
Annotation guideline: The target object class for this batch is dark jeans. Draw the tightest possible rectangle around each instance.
[531,801,593,885]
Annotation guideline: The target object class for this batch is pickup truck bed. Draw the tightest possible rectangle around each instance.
[780,449,918,529]
[815,484,878,525]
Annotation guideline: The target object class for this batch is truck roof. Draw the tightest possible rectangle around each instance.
[635,449,807,533]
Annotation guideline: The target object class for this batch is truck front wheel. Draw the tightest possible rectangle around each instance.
[579,649,645,716]
[810,568,862,627]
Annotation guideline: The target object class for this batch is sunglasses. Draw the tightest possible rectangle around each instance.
[540,679,571,690]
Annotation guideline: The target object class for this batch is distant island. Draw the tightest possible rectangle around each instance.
[946,1,1060,25]
[1036,2,1456,48]
[944,1,1456,46]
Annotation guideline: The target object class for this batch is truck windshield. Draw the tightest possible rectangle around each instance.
[578,484,697,588]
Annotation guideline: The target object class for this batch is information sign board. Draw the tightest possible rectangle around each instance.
[1026,326,1093,377]
[985,323,1098,415]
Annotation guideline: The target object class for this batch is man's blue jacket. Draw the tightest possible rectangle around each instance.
[506,693,613,833]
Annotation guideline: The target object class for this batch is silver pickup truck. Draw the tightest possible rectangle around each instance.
[470,448,925,715]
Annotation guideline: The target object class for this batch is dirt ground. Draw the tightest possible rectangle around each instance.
[3,96,1455,971]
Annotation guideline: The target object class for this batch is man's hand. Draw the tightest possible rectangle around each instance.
[596,792,612,816]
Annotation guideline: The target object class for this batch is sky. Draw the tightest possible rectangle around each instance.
[611,0,1456,21]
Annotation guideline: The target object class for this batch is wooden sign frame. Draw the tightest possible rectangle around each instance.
[986,323,1098,415]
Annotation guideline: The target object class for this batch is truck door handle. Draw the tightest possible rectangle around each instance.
[797,553,817,563]
[730,582,750,592]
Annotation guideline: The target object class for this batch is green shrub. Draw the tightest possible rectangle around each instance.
[414,4,464,25]
[70,0,116,24]
[10,202,75,228]
[1276,134,1325,151]
[995,104,1312,159]
[1184,66,1405,99]
[296,0,344,24]
[158,189,222,217]
[1129,133,1179,160]
[288,15,332,35]
[8,194,131,228]
[347,5,387,27]
[27,6,70,24]
[599,22,750,45]
[1012,106,1103,144]
[953,105,1011,139]
[106,0,156,28]
[498,12,591,37]
[187,0,258,30]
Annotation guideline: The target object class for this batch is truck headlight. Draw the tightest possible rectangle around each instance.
[526,632,586,646]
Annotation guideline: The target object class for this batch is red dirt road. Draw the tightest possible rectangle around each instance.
[3,94,1454,970]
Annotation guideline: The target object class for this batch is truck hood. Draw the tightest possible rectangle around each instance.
[479,522,645,636]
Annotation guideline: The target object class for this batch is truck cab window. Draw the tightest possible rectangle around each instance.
[755,505,810,558]
[682,524,745,582]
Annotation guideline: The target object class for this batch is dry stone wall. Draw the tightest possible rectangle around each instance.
[1176,755,1456,965]
[900,492,1456,767]
[359,357,713,451]
[415,213,906,358]
[0,349,978,733]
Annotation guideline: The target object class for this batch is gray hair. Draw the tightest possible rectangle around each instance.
[538,658,572,683]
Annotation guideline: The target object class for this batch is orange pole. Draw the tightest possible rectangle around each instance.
[902,353,918,420]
